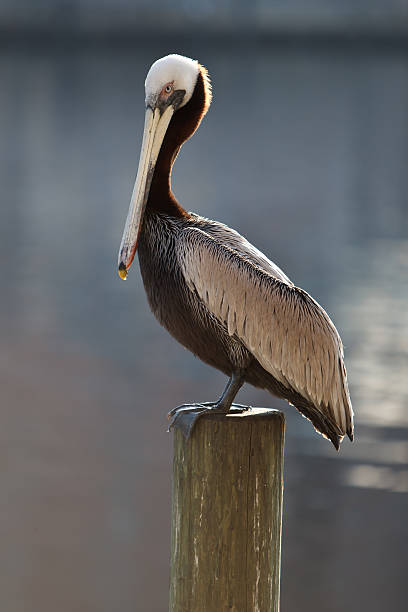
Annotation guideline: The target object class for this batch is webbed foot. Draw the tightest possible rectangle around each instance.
[168,402,250,439]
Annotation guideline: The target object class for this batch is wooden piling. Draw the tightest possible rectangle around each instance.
[169,407,285,612]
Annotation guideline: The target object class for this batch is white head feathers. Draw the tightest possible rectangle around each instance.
[145,54,200,108]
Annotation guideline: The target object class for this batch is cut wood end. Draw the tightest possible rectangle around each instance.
[201,406,285,422]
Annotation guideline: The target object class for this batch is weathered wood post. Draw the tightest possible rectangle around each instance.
[169,407,285,612]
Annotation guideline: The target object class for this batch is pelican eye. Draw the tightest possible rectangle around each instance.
[165,84,172,94]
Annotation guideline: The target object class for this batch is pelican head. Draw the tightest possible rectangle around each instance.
[118,54,211,280]
[145,54,199,111]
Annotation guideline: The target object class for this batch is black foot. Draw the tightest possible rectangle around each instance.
[167,403,251,439]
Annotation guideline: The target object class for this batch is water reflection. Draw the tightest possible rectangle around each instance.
[0,42,407,612]
[341,240,408,429]
[345,464,408,493]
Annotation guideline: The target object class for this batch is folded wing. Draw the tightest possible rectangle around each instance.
[178,226,353,445]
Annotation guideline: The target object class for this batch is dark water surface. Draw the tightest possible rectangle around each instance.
[0,41,407,611]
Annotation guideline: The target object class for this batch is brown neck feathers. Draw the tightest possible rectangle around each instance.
[147,68,210,217]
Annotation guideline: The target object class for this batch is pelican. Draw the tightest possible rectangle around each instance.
[118,54,354,449]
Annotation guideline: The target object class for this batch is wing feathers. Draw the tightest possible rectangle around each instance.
[178,226,354,444]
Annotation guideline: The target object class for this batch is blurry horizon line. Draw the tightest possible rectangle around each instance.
[1,20,408,50]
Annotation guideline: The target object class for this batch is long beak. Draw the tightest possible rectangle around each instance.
[118,104,174,280]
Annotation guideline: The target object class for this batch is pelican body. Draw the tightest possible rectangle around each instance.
[118,55,354,449]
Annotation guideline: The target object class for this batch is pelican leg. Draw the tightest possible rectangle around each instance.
[168,371,246,439]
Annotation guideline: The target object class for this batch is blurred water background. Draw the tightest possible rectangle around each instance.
[0,2,407,611]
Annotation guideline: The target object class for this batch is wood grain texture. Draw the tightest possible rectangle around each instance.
[169,408,285,612]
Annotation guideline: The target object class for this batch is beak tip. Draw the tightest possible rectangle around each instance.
[118,263,128,280]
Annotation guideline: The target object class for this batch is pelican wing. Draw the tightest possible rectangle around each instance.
[178,226,353,443]
[188,213,292,284]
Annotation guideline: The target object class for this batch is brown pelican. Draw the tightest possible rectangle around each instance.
[118,54,354,449]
